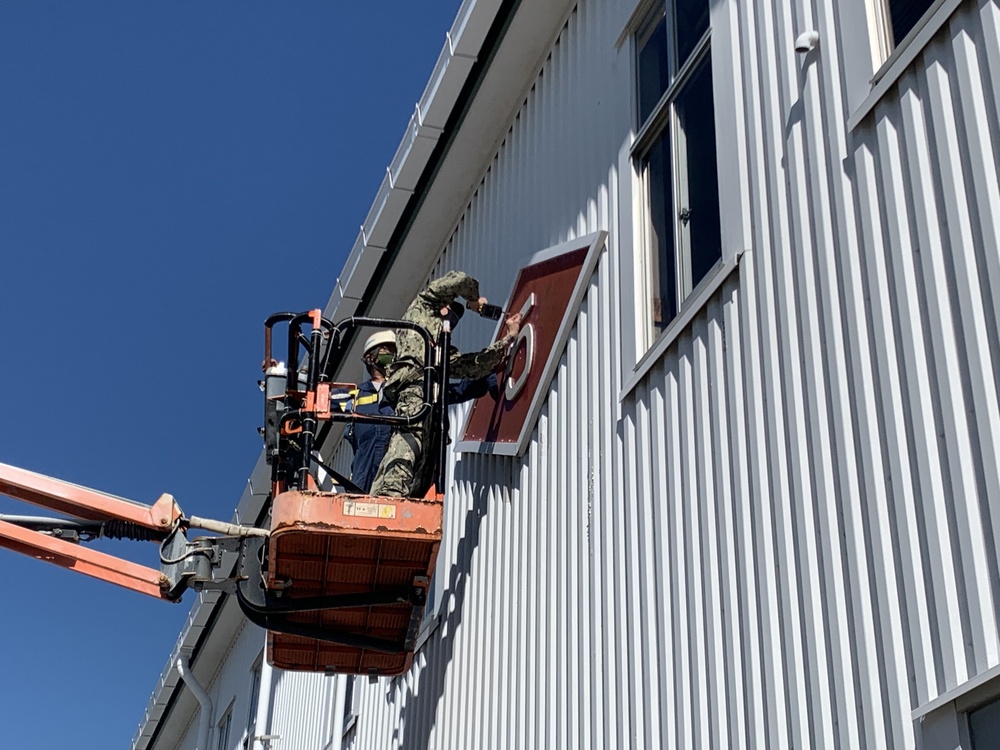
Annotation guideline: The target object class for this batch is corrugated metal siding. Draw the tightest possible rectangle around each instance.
[160,621,344,750]
[732,0,1000,746]
[429,0,630,747]
[344,0,1000,748]
[171,622,264,750]
[852,0,1000,714]
[268,669,340,749]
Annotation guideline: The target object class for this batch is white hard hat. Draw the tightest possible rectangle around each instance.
[363,330,396,354]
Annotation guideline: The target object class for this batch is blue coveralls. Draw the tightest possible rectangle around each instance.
[344,380,394,494]
[347,374,498,494]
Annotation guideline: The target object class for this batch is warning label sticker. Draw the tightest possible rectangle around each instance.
[343,501,396,519]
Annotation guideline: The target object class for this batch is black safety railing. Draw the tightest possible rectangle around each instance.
[262,312,451,495]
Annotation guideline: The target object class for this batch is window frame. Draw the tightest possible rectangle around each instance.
[915,667,1000,748]
[847,0,965,131]
[871,0,951,78]
[621,252,741,396]
[962,691,1000,748]
[631,26,711,156]
[618,0,748,398]
[416,581,442,649]
[631,6,716,351]
[217,703,234,750]
[955,671,1000,747]
[242,652,264,748]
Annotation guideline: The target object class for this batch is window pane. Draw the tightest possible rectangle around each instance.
[675,53,721,287]
[247,664,261,731]
[970,696,1000,749]
[644,128,678,331]
[217,713,232,750]
[889,0,935,45]
[637,13,668,123]
[676,0,710,68]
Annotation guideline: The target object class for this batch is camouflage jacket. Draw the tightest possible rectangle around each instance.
[384,270,513,400]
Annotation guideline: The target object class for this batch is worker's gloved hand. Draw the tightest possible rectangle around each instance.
[466,296,488,313]
[504,313,522,338]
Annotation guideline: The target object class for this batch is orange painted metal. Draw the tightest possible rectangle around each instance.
[266,489,443,675]
[313,382,331,419]
[0,462,182,529]
[0,517,171,600]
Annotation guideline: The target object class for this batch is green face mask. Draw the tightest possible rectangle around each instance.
[376,352,394,366]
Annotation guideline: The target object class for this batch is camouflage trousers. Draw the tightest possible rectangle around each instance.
[369,384,436,498]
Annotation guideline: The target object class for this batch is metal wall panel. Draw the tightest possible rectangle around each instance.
[266,664,343,749]
[159,619,344,750]
[862,10,1000,709]
[169,622,265,750]
[729,0,1000,745]
[267,669,340,750]
[342,0,1000,748]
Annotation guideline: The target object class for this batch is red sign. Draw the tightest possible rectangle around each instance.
[457,231,606,456]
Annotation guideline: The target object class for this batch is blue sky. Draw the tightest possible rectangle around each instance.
[0,3,462,747]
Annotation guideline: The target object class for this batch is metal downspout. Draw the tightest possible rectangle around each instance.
[176,656,213,750]
[251,658,275,748]
[328,675,347,745]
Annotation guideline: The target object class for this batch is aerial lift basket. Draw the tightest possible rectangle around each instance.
[236,311,453,675]
[258,489,442,674]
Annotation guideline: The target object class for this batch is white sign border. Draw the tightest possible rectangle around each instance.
[456,229,608,457]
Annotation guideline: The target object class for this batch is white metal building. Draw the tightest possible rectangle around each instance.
[132,0,1000,747]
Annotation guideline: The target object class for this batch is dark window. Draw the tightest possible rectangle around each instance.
[637,14,668,122]
[888,0,936,44]
[970,695,1000,749]
[246,660,262,737]
[634,0,719,341]
[676,55,721,287]
[217,710,233,750]
[644,127,678,326]
[675,0,710,66]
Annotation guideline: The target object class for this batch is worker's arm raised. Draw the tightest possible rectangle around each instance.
[448,314,521,379]
[418,270,481,308]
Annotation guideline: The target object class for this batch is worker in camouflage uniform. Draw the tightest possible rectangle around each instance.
[344,330,501,493]
[369,270,521,498]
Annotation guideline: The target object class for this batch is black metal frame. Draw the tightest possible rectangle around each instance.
[262,312,452,495]
[234,538,428,654]
[250,311,452,654]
